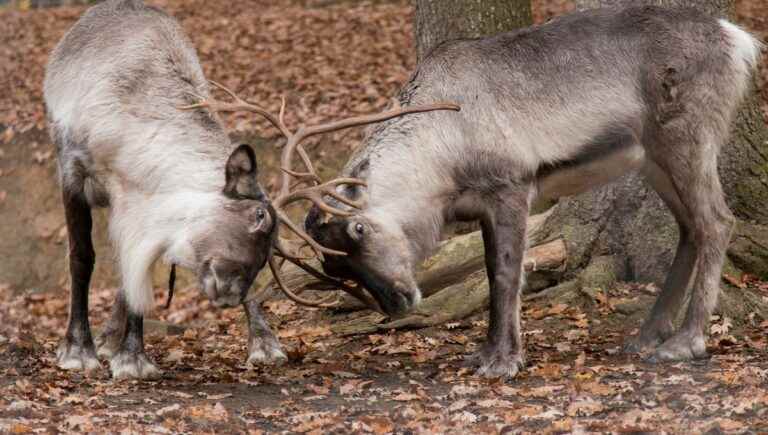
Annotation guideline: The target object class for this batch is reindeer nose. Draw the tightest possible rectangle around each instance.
[395,284,421,313]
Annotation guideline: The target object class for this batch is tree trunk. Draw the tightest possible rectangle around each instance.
[413,0,532,62]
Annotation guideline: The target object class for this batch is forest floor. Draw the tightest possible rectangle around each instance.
[1,0,768,433]
[2,281,768,433]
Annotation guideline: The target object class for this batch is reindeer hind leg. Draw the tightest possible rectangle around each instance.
[645,130,734,362]
[624,160,698,354]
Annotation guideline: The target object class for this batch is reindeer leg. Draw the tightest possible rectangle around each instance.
[57,189,100,372]
[650,166,733,362]
[642,126,734,362]
[110,311,162,380]
[95,291,127,359]
[244,300,286,366]
[624,161,697,354]
[472,184,531,379]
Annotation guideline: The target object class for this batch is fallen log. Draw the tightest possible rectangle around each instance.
[246,210,562,301]
[331,238,566,335]
[246,210,567,333]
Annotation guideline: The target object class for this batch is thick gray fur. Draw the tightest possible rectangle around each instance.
[44,0,278,379]
[307,6,763,377]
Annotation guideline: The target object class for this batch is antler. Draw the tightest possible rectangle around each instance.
[183,80,460,308]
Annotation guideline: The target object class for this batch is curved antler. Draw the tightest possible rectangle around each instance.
[183,80,460,308]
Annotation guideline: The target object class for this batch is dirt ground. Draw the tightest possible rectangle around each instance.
[1,0,768,433]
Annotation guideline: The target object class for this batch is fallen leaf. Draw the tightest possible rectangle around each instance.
[567,397,603,417]
[391,392,420,402]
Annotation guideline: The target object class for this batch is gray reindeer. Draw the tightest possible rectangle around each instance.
[44,0,280,379]
[306,6,764,378]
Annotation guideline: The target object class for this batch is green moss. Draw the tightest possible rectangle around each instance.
[577,256,617,289]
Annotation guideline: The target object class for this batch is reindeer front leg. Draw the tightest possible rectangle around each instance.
[110,311,161,380]
[474,184,531,379]
[244,300,287,366]
[108,241,162,380]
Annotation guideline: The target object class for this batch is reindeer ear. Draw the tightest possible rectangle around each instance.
[224,144,262,199]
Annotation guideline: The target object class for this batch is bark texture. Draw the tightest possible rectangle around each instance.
[413,0,532,62]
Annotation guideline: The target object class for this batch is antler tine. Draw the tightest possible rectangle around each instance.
[324,188,365,210]
[208,79,241,102]
[274,237,314,261]
[280,167,321,184]
[275,178,366,209]
[269,257,339,308]
[295,144,320,184]
[279,179,366,212]
[184,80,292,138]
[275,209,348,261]
[294,101,459,143]
[280,255,384,313]
[278,96,287,129]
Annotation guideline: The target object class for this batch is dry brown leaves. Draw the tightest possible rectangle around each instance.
[0,0,415,154]
[2,271,768,433]
[1,0,768,433]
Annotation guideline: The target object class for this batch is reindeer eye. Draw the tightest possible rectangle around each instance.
[355,223,364,235]
[256,209,265,220]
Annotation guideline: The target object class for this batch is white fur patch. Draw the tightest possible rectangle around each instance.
[719,19,764,73]
[719,19,764,100]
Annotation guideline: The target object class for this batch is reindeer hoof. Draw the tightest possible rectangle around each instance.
[647,332,707,363]
[247,336,287,366]
[95,330,122,360]
[471,345,525,380]
[57,339,101,372]
[623,327,671,356]
[110,351,162,380]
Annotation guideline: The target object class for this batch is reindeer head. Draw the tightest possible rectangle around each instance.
[201,144,277,307]
[169,144,277,308]
[304,206,421,316]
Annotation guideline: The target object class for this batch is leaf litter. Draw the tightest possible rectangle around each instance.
[1,0,768,433]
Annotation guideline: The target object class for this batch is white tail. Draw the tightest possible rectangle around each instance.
[719,19,763,81]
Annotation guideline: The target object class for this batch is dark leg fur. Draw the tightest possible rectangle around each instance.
[244,300,287,366]
[56,189,100,372]
[95,291,127,359]
[109,312,161,380]
[473,185,531,379]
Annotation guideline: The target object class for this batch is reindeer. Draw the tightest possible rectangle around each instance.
[44,0,456,380]
[44,0,280,379]
[304,6,764,378]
